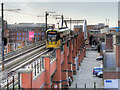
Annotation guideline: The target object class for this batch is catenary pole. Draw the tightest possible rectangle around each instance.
[1,3,4,71]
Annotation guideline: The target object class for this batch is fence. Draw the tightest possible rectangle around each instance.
[0,72,21,89]
[50,50,56,63]
[25,57,45,78]
[75,82,97,89]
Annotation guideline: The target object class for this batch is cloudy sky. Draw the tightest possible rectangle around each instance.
[0,0,119,28]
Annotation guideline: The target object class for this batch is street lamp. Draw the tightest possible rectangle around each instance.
[1,3,21,71]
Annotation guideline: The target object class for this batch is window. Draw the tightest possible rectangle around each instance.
[38,33,40,35]
[17,37,19,40]
[23,37,24,40]
[19,37,21,40]
[23,33,24,35]
[19,33,21,35]
[17,33,19,35]
[47,34,56,42]
[42,32,44,35]
[38,37,39,40]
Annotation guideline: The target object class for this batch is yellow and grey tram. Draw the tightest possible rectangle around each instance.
[46,28,70,48]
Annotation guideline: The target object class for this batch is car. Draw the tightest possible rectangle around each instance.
[97,71,103,78]
[93,67,103,75]
[96,56,103,60]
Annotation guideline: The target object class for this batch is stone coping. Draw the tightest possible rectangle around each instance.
[17,68,33,73]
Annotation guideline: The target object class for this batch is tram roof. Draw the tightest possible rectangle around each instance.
[47,27,69,32]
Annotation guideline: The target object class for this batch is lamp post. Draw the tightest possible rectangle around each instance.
[45,12,49,31]
[1,3,21,71]
[45,11,55,31]
[1,3,4,71]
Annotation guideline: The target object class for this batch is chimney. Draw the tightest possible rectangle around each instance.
[105,34,113,52]
[115,35,120,67]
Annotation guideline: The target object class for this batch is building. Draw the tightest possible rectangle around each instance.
[87,23,105,36]
[73,25,83,33]
[8,23,47,44]
[118,21,120,32]
[101,27,118,34]
[0,18,8,54]
[100,27,109,33]
[101,32,120,89]
[3,22,54,52]
[90,29,100,34]
[87,23,105,31]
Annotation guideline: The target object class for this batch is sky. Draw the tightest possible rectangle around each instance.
[0,1,119,28]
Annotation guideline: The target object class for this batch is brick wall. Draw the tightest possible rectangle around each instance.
[116,44,120,67]
[103,71,120,79]
[106,37,113,50]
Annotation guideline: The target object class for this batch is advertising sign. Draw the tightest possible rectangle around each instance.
[29,31,34,41]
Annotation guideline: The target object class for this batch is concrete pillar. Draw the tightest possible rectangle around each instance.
[52,48,61,88]
[18,69,33,89]
[43,55,51,88]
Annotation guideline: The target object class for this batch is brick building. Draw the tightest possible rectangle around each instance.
[102,32,120,89]
[73,25,83,33]
[7,23,47,44]
[87,23,105,34]
[118,21,120,32]
[3,23,52,51]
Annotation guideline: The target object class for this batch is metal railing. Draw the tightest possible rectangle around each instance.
[75,82,97,89]
[30,57,45,78]
[50,50,56,63]
[0,72,21,89]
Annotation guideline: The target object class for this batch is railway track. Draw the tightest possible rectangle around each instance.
[0,41,45,60]
[0,48,51,89]
[0,43,45,71]
[8,48,49,73]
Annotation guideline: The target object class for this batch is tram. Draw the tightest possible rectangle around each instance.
[46,28,70,48]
